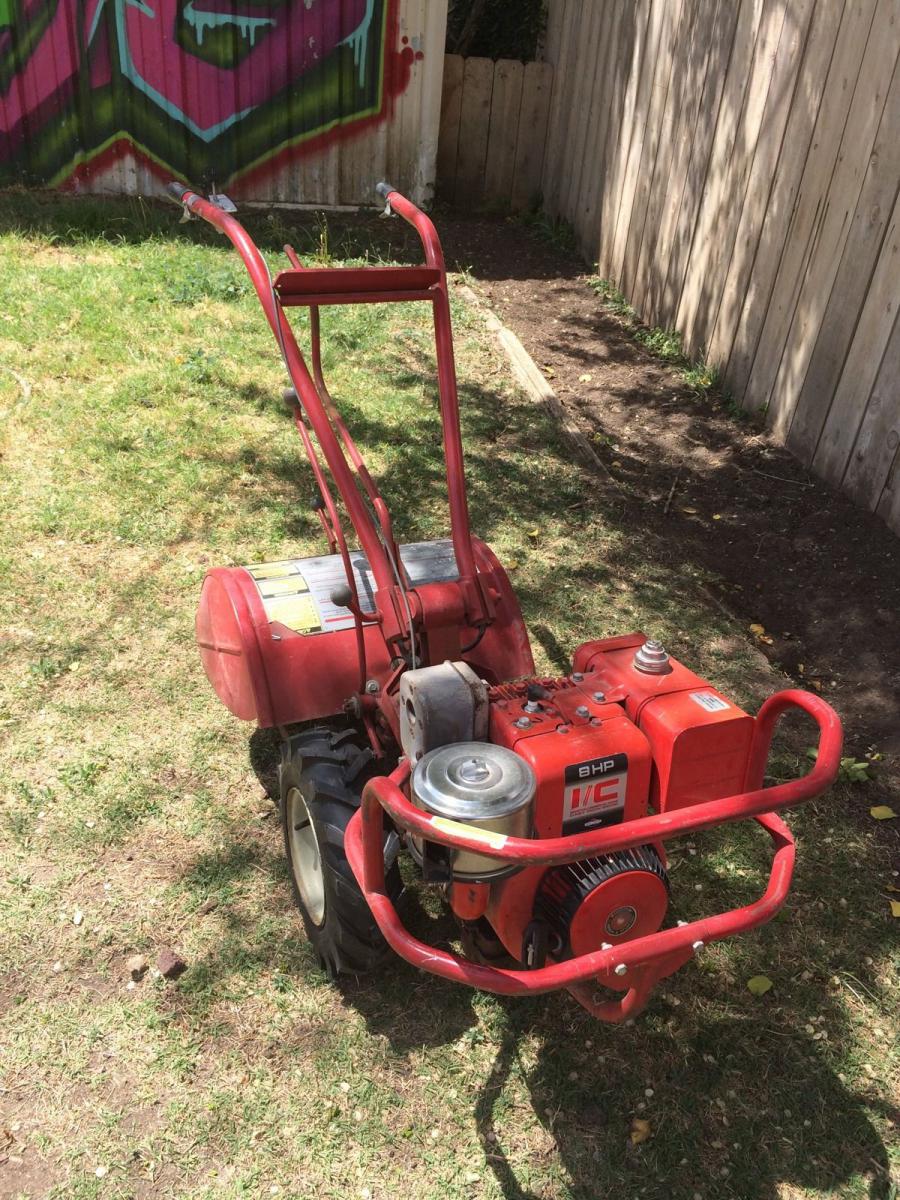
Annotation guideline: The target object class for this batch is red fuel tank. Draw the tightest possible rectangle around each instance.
[573,633,754,813]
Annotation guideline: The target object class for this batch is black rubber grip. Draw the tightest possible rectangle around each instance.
[166,180,191,201]
[375,181,396,201]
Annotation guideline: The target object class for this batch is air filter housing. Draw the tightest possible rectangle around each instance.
[411,742,535,880]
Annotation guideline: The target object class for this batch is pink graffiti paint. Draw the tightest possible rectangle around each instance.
[1,0,368,140]
[118,0,369,137]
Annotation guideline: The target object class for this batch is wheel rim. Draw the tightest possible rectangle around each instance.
[286,787,326,926]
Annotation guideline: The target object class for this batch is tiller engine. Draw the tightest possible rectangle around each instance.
[171,181,843,1023]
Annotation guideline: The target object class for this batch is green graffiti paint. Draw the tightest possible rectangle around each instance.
[0,0,406,190]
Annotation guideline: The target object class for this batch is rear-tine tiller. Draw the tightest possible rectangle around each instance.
[170,180,843,1022]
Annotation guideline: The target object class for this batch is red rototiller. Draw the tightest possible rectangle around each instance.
[171,180,843,1023]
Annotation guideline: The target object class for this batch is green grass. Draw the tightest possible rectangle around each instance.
[0,192,897,1200]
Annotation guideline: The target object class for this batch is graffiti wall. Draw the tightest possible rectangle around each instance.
[0,0,445,202]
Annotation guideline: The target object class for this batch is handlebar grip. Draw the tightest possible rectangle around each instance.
[166,180,191,202]
[375,181,396,202]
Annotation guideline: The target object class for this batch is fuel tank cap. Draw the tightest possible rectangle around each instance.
[633,638,672,675]
[412,741,536,822]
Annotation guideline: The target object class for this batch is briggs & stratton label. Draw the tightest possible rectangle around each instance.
[563,753,628,832]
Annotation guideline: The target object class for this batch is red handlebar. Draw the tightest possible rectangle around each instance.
[167,180,489,634]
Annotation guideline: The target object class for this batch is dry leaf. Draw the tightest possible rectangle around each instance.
[890,900,900,918]
[870,806,896,820]
[543,365,555,378]
[526,528,540,541]
[749,623,766,636]
[630,1117,652,1145]
[746,975,773,996]
[505,559,519,570]
[579,373,593,383]
[682,506,698,515]
[712,513,722,520]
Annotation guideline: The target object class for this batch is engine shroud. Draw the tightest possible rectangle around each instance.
[478,638,755,964]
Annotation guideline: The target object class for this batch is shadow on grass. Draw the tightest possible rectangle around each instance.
[474,1003,896,1200]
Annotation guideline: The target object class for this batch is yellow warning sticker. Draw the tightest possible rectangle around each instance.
[264,594,321,633]
[257,576,311,598]
[430,816,508,850]
[246,561,298,581]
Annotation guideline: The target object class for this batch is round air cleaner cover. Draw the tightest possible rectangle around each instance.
[411,742,536,880]
[412,742,535,822]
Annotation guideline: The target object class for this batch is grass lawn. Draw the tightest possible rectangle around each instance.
[0,192,897,1200]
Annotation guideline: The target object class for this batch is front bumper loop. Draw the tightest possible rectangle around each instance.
[345,689,842,1022]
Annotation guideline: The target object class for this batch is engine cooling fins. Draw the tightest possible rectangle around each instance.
[534,846,670,960]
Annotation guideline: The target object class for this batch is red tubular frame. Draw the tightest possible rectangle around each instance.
[345,690,842,1021]
[169,183,490,664]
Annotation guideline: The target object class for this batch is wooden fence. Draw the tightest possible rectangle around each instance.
[540,0,900,537]
[437,55,554,210]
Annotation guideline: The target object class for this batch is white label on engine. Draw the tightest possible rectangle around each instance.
[563,753,628,831]
[690,691,730,713]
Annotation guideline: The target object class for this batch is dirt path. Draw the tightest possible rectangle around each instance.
[437,214,900,813]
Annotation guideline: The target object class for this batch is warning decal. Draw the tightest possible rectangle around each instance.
[243,541,460,638]
[563,753,628,832]
[245,561,321,633]
[246,562,300,581]
[264,594,322,633]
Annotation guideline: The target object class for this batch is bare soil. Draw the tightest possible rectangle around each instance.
[433,213,900,815]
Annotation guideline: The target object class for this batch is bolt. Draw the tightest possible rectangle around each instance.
[692,940,704,951]
[556,724,570,734]
[574,704,590,719]
[601,942,613,951]
[592,691,605,702]
[572,672,584,682]
[365,679,379,694]
[514,717,531,729]
[614,963,628,977]
[523,700,542,713]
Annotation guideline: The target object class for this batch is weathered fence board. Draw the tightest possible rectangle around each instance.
[539,0,900,537]
[438,54,553,211]
[483,60,525,210]
[510,62,554,212]
[437,54,465,194]
[455,56,496,207]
